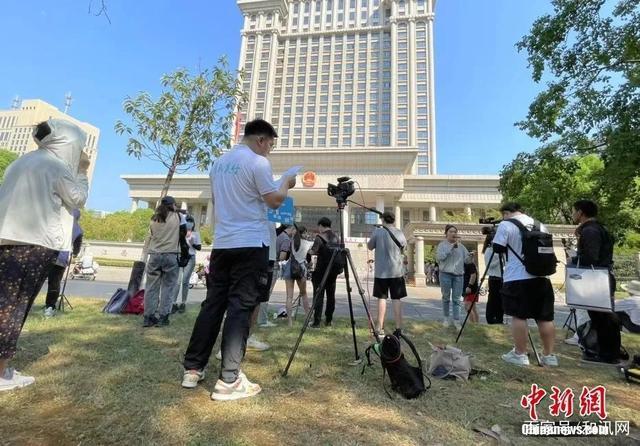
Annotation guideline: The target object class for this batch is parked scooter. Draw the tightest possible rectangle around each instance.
[71,254,99,280]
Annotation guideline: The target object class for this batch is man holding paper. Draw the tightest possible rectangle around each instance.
[181,119,296,401]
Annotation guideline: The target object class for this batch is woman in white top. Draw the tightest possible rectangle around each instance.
[173,215,202,314]
[283,225,312,326]
[0,120,90,392]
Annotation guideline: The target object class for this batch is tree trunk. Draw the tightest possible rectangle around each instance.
[161,164,177,199]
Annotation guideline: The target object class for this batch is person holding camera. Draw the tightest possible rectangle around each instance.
[0,119,90,392]
[142,196,186,328]
[308,217,341,328]
[569,200,622,365]
[482,228,504,324]
[436,225,472,329]
[492,202,557,367]
[367,212,407,335]
[182,119,295,401]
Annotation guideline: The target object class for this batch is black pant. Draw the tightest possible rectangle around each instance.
[46,264,66,309]
[486,276,504,324]
[312,268,338,325]
[183,246,268,383]
[587,310,622,362]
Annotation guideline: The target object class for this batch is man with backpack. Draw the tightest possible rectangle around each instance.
[492,203,558,367]
[367,212,407,335]
[570,200,622,365]
[308,217,344,328]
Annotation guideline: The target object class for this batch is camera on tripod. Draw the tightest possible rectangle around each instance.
[478,217,502,225]
[327,176,355,203]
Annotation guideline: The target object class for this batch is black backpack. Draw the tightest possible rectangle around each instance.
[317,233,346,276]
[363,330,431,399]
[505,218,557,277]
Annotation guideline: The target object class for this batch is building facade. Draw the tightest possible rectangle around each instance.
[236,0,436,175]
[0,99,100,185]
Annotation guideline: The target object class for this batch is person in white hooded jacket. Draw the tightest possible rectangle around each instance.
[0,119,90,392]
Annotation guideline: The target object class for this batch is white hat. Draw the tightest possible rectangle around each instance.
[622,280,640,296]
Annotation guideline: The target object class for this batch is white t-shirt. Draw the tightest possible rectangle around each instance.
[210,145,277,249]
[492,213,548,283]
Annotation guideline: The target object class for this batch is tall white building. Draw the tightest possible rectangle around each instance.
[0,98,100,185]
[236,0,437,175]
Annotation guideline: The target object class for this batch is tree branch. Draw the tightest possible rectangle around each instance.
[89,0,111,24]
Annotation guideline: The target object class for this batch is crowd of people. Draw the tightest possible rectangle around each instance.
[0,117,634,399]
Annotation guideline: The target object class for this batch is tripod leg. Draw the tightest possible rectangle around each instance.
[283,250,338,377]
[345,250,381,343]
[528,329,542,367]
[456,250,495,344]
[57,262,73,312]
[341,251,361,364]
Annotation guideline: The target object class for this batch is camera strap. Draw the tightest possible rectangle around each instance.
[381,226,405,252]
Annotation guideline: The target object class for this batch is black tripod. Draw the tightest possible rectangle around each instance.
[283,200,381,377]
[455,248,542,367]
[56,260,74,312]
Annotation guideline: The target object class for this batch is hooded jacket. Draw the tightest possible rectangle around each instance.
[0,119,89,251]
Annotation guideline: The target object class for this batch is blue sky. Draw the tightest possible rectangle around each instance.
[0,0,551,211]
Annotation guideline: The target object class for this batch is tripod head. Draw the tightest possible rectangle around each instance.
[327,177,356,207]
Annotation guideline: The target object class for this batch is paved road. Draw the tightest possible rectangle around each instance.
[58,276,573,328]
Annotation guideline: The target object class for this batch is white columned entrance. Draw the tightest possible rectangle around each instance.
[429,205,437,222]
[341,204,350,239]
[206,202,213,227]
[130,199,139,213]
[414,236,426,287]
[376,195,385,214]
[394,204,401,229]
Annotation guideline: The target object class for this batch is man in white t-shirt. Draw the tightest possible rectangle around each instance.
[182,119,296,401]
[492,202,558,368]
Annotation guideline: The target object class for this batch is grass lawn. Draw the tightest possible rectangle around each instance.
[1,298,639,445]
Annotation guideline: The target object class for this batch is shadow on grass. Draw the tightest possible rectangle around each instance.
[0,298,638,445]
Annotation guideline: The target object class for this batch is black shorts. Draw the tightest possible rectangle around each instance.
[373,277,407,300]
[500,278,555,322]
[258,260,276,303]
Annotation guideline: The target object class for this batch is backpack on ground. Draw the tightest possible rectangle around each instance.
[123,289,145,315]
[428,345,472,381]
[576,320,627,362]
[103,288,130,314]
[506,218,557,277]
[363,329,430,399]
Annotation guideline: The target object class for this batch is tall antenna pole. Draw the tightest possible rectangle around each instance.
[64,92,73,114]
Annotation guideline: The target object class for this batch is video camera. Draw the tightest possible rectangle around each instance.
[478,217,502,225]
[327,176,355,203]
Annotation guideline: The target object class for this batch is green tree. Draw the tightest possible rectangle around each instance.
[516,0,640,234]
[115,60,246,198]
[81,209,154,242]
[0,149,18,184]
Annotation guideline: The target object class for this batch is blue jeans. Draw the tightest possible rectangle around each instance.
[175,255,196,304]
[145,253,180,317]
[439,272,463,321]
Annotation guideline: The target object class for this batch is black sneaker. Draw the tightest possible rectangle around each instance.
[325,320,332,327]
[310,322,321,328]
[143,316,158,328]
[171,304,179,314]
[157,315,170,327]
[581,354,621,366]
[178,303,186,314]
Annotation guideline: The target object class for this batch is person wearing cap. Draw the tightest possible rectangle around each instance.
[367,212,408,335]
[0,119,90,392]
[142,195,186,328]
[181,119,295,401]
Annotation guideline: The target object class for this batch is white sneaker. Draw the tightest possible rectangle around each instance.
[564,333,579,346]
[44,307,56,318]
[181,369,205,389]
[211,372,261,401]
[259,321,277,328]
[442,319,451,328]
[502,348,530,367]
[215,350,222,360]
[0,368,35,392]
[541,354,559,367]
[247,335,270,351]
[453,320,462,330]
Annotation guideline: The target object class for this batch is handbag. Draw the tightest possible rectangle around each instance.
[565,264,613,313]
[428,345,471,381]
